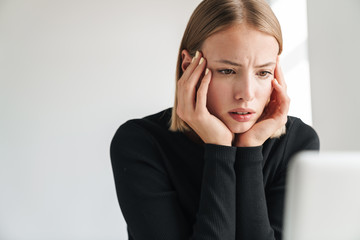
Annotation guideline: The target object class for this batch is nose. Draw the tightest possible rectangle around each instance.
[233,74,255,101]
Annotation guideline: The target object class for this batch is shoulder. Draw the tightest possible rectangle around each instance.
[285,116,320,151]
[263,116,320,180]
[109,108,173,169]
[286,116,316,134]
[111,108,172,146]
[277,116,320,168]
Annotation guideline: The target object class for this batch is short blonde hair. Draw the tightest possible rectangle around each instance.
[170,0,286,138]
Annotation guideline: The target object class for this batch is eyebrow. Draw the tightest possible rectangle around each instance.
[214,59,276,68]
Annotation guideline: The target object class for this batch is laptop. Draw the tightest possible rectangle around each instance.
[283,151,360,240]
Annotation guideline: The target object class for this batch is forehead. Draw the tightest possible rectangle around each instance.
[202,24,279,62]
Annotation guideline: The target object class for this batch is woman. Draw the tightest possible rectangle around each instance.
[110,0,320,239]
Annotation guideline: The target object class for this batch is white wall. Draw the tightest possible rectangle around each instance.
[307,0,360,150]
[0,1,201,239]
[0,0,313,239]
[271,0,313,125]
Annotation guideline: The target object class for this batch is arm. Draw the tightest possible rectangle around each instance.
[234,119,320,240]
[235,146,275,239]
[192,143,236,239]
[110,121,237,240]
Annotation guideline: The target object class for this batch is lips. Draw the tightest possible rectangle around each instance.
[229,108,255,122]
[232,112,251,115]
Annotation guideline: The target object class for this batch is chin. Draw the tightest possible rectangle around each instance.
[227,122,254,134]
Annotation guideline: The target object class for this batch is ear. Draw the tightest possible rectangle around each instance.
[181,49,193,72]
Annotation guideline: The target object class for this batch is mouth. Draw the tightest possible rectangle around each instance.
[231,112,251,115]
[229,108,255,122]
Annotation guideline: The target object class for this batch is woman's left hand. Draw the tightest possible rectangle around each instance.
[234,57,290,147]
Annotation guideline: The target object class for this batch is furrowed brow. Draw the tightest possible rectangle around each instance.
[215,59,276,68]
[215,59,242,67]
[255,62,276,68]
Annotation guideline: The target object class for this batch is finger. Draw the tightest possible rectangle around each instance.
[177,54,207,117]
[187,57,207,90]
[272,79,286,99]
[182,57,207,106]
[181,51,202,82]
[196,68,211,113]
[177,52,200,118]
[272,78,290,113]
[275,57,287,89]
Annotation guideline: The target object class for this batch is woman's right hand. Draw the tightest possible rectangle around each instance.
[176,51,233,146]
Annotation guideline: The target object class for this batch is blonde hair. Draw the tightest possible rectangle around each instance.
[169,0,286,138]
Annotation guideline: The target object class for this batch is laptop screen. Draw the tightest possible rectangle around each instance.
[283,151,360,240]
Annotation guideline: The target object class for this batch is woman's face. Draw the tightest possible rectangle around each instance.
[202,24,279,134]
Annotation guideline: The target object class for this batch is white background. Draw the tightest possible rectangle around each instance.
[0,1,201,239]
[307,0,360,151]
[1,0,359,239]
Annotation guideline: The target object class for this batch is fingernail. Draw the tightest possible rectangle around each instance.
[205,68,209,75]
[274,78,279,84]
[192,51,199,63]
[199,57,204,65]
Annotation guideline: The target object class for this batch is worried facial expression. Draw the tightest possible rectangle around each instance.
[201,24,279,134]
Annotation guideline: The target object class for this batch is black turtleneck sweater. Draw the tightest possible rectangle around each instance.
[110,108,319,240]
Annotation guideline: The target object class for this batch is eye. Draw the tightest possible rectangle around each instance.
[257,71,273,78]
[218,69,236,75]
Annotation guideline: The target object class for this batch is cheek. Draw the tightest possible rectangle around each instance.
[257,82,273,105]
[264,84,273,98]
[206,80,229,112]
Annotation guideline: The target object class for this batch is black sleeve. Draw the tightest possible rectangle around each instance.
[110,121,237,240]
[234,118,320,240]
[235,146,275,239]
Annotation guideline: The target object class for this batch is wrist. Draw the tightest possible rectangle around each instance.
[203,132,233,147]
[236,141,262,147]
[234,134,264,147]
[205,138,232,147]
